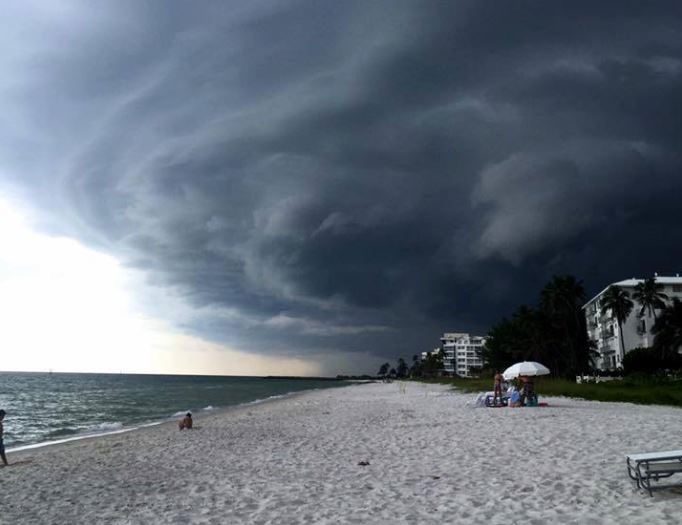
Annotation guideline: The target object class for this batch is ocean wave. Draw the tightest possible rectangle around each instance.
[45,427,79,439]
[244,392,294,406]
[202,405,214,411]
[86,421,124,433]
[8,424,134,453]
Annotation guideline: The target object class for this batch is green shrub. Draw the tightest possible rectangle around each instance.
[623,347,682,375]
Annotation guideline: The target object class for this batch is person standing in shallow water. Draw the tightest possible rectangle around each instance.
[0,409,8,466]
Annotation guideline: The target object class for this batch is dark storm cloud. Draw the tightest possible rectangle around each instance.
[2,0,682,370]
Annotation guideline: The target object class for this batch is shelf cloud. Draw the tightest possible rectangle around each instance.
[2,1,682,372]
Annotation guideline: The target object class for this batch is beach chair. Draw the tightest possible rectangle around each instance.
[484,392,508,407]
[626,449,682,496]
[472,392,488,407]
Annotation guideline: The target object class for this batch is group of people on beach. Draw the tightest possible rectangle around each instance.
[492,372,536,407]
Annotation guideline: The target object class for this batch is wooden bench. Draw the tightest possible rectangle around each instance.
[626,450,682,496]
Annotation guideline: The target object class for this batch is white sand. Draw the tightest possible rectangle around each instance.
[2,382,682,524]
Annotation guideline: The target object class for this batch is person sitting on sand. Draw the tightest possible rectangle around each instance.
[508,388,521,408]
[519,376,535,406]
[0,409,8,466]
[492,371,503,406]
[178,412,193,430]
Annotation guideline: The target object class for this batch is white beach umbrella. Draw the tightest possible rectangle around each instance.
[502,361,550,380]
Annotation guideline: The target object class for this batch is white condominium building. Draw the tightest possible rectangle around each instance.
[582,275,682,371]
[440,332,486,377]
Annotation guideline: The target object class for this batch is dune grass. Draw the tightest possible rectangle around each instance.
[421,376,682,408]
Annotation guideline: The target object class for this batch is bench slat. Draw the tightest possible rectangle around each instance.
[645,462,682,474]
[627,450,682,462]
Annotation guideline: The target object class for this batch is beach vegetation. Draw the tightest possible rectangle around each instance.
[619,298,682,374]
[396,358,408,378]
[623,346,682,374]
[652,298,682,359]
[410,354,420,375]
[599,285,634,361]
[426,375,682,408]
[409,350,444,378]
[632,276,669,320]
[483,275,594,378]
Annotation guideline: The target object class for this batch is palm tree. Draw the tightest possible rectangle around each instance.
[421,351,443,378]
[600,285,634,367]
[539,275,590,375]
[651,298,682,360]
[378,362,390,377]
[396,358,408,378]
[410,354,420,377]
[632,276,669,321]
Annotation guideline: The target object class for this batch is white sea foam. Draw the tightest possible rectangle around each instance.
[86,421,124,432]
[241,390,313,408]
[244,393,289,406]
[7,426,133,453]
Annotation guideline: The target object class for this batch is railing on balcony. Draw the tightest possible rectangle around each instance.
[599,328,615,339]
[599,312,612,322]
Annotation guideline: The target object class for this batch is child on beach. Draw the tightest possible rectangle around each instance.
[178,412,193,430]
[0,409,8,466]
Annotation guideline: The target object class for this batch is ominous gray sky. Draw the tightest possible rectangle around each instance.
[1,1,682,374]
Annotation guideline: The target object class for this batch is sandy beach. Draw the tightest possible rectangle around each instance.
[2,382,682,524]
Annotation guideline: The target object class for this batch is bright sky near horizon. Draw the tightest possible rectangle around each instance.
[0,194,320,376]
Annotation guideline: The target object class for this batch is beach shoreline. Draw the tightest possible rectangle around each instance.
[2,382,682,524]
[4,384,349,455]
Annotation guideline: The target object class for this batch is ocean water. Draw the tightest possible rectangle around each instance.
[0,372,347,450]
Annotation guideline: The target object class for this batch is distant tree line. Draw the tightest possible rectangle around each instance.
[483,275,594,378]
[377,351,444,380]
[484,274,682,378]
